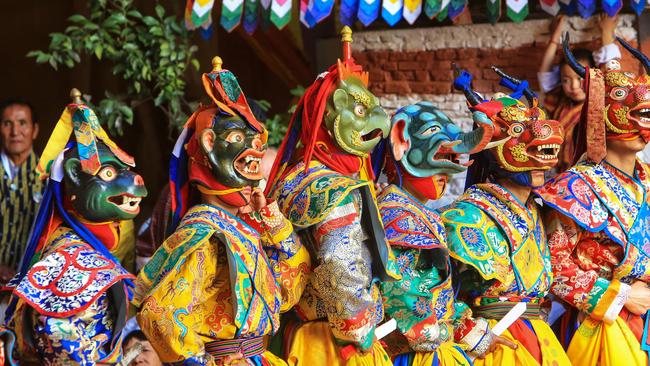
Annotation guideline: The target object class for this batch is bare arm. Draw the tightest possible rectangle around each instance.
[539,15,566,74]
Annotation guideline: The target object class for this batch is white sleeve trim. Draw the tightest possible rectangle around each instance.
[538,66,561,93]
[603,282,631,323]
[593,43,622,66]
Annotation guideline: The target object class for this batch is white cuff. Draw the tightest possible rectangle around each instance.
[593,43,622,66]
[603,282,631,324]
[537,66,560,93]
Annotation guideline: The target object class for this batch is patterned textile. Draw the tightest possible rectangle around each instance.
[270,160,399,353]
[135,203,309,365]
[537,159,650,318]
[378,185,468,356]
[14,227,133,317]
[442,183,568,364]
[8,226,132,365]
[0,152,43,271]
[443,183,552,300]
[537,159,650,330]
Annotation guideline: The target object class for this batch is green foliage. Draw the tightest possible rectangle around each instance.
[28,0,199,134]
[258,86,305,147]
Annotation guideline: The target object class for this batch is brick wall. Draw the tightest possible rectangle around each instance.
[350,15,639,203]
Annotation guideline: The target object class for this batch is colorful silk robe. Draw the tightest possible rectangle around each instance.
[134,203,309,365]
[536,159,650,364]
[377,185,472,364]
[271,161,400,351]
[8,225,134,365]
[442,183,570,365]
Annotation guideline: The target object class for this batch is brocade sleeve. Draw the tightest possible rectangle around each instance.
[545,211,629,323]
[258,201,311,311]
[311,190,382,351]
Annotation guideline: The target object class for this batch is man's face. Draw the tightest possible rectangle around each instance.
[0,104,38,157]
[124,338,163,366]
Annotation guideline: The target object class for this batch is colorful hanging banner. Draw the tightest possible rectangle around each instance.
[630,0,646,15]
[243,0,260,33]
[382,0,404,26]
[506,0,528,22]
[447,0,466,20]
[601,0,622,16]
[301,0,318,27]
[424,0,441,18]
[486,0,501,24]
[576,0,596,18]
[270,0,292,28]
[185,0,215,30]
[436,1,449,20]
[221,0,245,31]
[341,0,360,25]
[305,0,336,26]
[559,0,577,15]
[539,0,560,14]
[403,0,423,24]
[260,0,272,30]
[358,0,381,25]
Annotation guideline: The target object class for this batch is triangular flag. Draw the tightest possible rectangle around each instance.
[243,0,260,33]
[630,0,646,15]
[576,0,596,18]
[506,0,528,22]
[341,0,360,25]
[486,0,501,24]
[221,0,245,31]
[382,0,404,26]
[601,0,622,16]
[358,0,381,25]
[447,0,466,20]
[403,0,423,23]
[424,0,441,18]
[271,0,292,28]
[540,0,560,14]
[559,0,577,15]
[436,1,449,20]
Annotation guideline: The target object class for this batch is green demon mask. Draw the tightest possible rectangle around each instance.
[323,61,390,157]
[390,102,494,178]
[64,142,148,222]
[199,112,268,189]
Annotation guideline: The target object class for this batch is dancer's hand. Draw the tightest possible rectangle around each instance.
[478,335,518,358]
[239,188,267,214]
[625,281,650,315]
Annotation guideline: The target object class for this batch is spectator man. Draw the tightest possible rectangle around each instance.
[0,98,42,284]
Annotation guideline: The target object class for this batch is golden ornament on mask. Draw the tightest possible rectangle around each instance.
[495,145,541,172]
[333,115,366,156]
[604,105,638,134]
[349,91,372,109]
[500,106,526,123]
[510,143,529,163]
[605,72,632,87]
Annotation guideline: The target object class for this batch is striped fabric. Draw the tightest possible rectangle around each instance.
[0,152,43,272]
[204,337,265,360]
[474,301,542,320]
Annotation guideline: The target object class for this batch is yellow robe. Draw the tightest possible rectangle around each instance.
[134,203,310,365]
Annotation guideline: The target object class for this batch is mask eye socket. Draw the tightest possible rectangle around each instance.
[509,123,525,136]
[421,125,441,137]
[98,166,117,182]
[354,104,366,117]
[610,87,628,101]
[225,131,245,144]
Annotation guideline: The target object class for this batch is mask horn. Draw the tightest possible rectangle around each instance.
[491,66,537,107]
[562,32,587,78]
[452,63,483,106]
[616,36,650,75]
